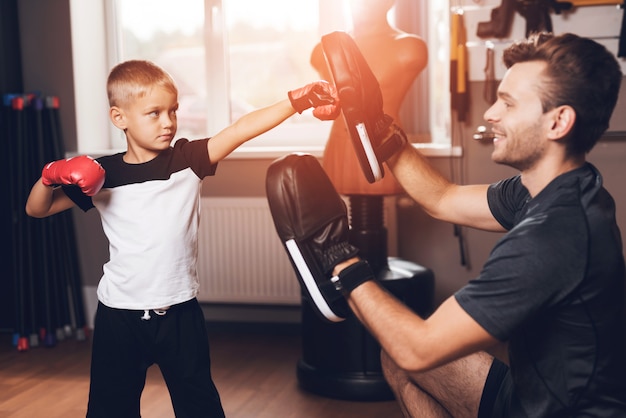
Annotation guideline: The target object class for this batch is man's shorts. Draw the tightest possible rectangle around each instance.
[477,358,513,418]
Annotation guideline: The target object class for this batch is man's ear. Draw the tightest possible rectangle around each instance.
[109,106,126,130]
[547,105,576,141]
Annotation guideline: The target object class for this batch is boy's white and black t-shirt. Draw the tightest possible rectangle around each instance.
[64,138,217,310]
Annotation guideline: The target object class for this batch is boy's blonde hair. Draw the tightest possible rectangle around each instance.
[107,60,178,107]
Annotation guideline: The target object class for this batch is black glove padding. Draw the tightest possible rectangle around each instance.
[321,31,407,183]
[266,153,371,322]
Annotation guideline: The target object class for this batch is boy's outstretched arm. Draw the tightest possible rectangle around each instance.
[207,80,339,163]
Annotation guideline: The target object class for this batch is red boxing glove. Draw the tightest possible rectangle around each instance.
[41,155,106,196]
[288,80,341,121]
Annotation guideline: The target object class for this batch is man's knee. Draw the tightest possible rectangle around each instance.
[381,349,409,390]
[381,350,398,377]
[381,350,495,417]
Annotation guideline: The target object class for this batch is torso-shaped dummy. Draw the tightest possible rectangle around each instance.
[311,0,427,195]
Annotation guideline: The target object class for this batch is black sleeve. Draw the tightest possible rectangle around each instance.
[487,176,529,231]
[175,137,218,179]
[455,205,587,341]
[62,185,94,212]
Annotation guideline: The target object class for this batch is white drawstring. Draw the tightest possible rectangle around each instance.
[141,307,170,320]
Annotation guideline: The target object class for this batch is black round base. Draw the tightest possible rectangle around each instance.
[297,258,435,401]
[297,358,394,401]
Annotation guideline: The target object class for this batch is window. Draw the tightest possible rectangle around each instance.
[70,0,451,156]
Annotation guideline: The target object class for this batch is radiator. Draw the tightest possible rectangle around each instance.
[196,196,397,305]
[197,197,301,304]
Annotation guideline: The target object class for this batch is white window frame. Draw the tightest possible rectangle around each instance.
[69,0,456,158]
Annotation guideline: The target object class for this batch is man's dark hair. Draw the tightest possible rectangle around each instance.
[502,32,622,155]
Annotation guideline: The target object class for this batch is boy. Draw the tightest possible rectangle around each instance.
[25,59,338,418]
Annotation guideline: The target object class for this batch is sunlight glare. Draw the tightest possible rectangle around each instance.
[118,0,319,40]
[224,0,317,31]
[117,0,204,40]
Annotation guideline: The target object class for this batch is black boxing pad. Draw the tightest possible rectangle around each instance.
[321,31,407,183]
[266,153,362,322]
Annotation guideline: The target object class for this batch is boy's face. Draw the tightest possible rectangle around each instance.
[114,85,179,160]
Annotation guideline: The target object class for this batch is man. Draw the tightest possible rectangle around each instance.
[268,32,626,417]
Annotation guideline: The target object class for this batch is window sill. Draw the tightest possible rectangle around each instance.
[227,142,463,160]
[74,142,463,160]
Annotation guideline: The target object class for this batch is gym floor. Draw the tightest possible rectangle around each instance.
[0,323,403,418]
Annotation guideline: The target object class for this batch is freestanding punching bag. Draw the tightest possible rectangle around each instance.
[266,153,435,401]
[291,32,435,400]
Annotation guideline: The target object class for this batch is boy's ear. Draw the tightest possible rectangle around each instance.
[547,105,576,141]
[109,106,127,130]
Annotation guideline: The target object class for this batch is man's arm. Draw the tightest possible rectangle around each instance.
[339,259,499,372]
[387,141,504,232]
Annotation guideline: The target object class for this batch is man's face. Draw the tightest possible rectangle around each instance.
[483,61,552,171]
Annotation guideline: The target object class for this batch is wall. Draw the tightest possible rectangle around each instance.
[17,1,626,320]
[17,0,77,152]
